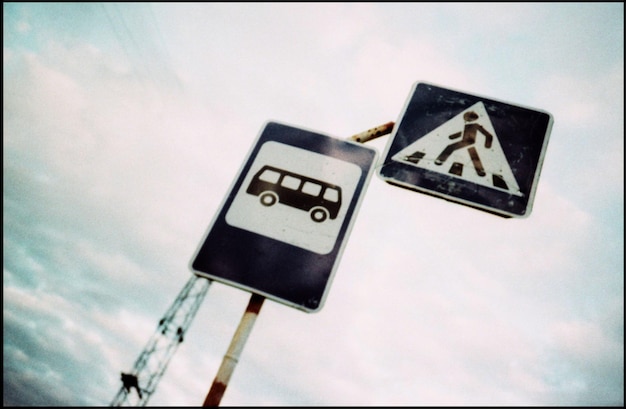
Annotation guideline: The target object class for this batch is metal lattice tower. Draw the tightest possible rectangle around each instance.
[111,274,212,406]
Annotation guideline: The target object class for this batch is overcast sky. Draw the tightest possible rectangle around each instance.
[3,2,624,406]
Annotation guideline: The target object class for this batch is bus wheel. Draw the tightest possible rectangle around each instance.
[310,207,329,222]
[260,192,278,206]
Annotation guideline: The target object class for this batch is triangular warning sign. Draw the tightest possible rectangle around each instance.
[392,101,523,196]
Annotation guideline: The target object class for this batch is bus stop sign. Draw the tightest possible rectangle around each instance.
[190,121,377,312]
[378,82,553,218]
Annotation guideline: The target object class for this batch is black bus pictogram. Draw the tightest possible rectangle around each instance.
[246,165,342,222]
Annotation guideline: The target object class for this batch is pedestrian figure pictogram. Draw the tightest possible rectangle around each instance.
[434,110,493,177]
[391,101,522,196]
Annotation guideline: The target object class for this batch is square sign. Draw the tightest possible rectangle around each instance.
[190,121,378,312]
[378,82,553,218]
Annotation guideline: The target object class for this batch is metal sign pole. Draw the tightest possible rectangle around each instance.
[202,292,265,407]
[200,122,394,407]
[348,121,394,143]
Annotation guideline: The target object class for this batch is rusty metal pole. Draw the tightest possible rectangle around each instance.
[348,121,395,143]
[202,293,265,407]
[201,121,393,407]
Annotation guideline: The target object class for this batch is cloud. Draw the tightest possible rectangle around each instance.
[3,3,623,406]
[540,315,624,405]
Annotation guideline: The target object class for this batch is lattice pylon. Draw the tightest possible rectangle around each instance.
[111,275,211,406]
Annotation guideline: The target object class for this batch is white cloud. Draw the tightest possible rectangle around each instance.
[16,20,32,34]
[3,3,623,407]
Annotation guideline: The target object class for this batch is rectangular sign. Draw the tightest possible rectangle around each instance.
[190,121,378,312]
[378,81,553,218]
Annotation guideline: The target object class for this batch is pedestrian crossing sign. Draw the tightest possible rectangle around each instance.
[378,82,553,218]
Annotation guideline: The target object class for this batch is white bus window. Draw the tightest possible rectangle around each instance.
[324,187,339,202]
[302,181,322,197]
[259,169,280,184]
[281,175,301,190]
